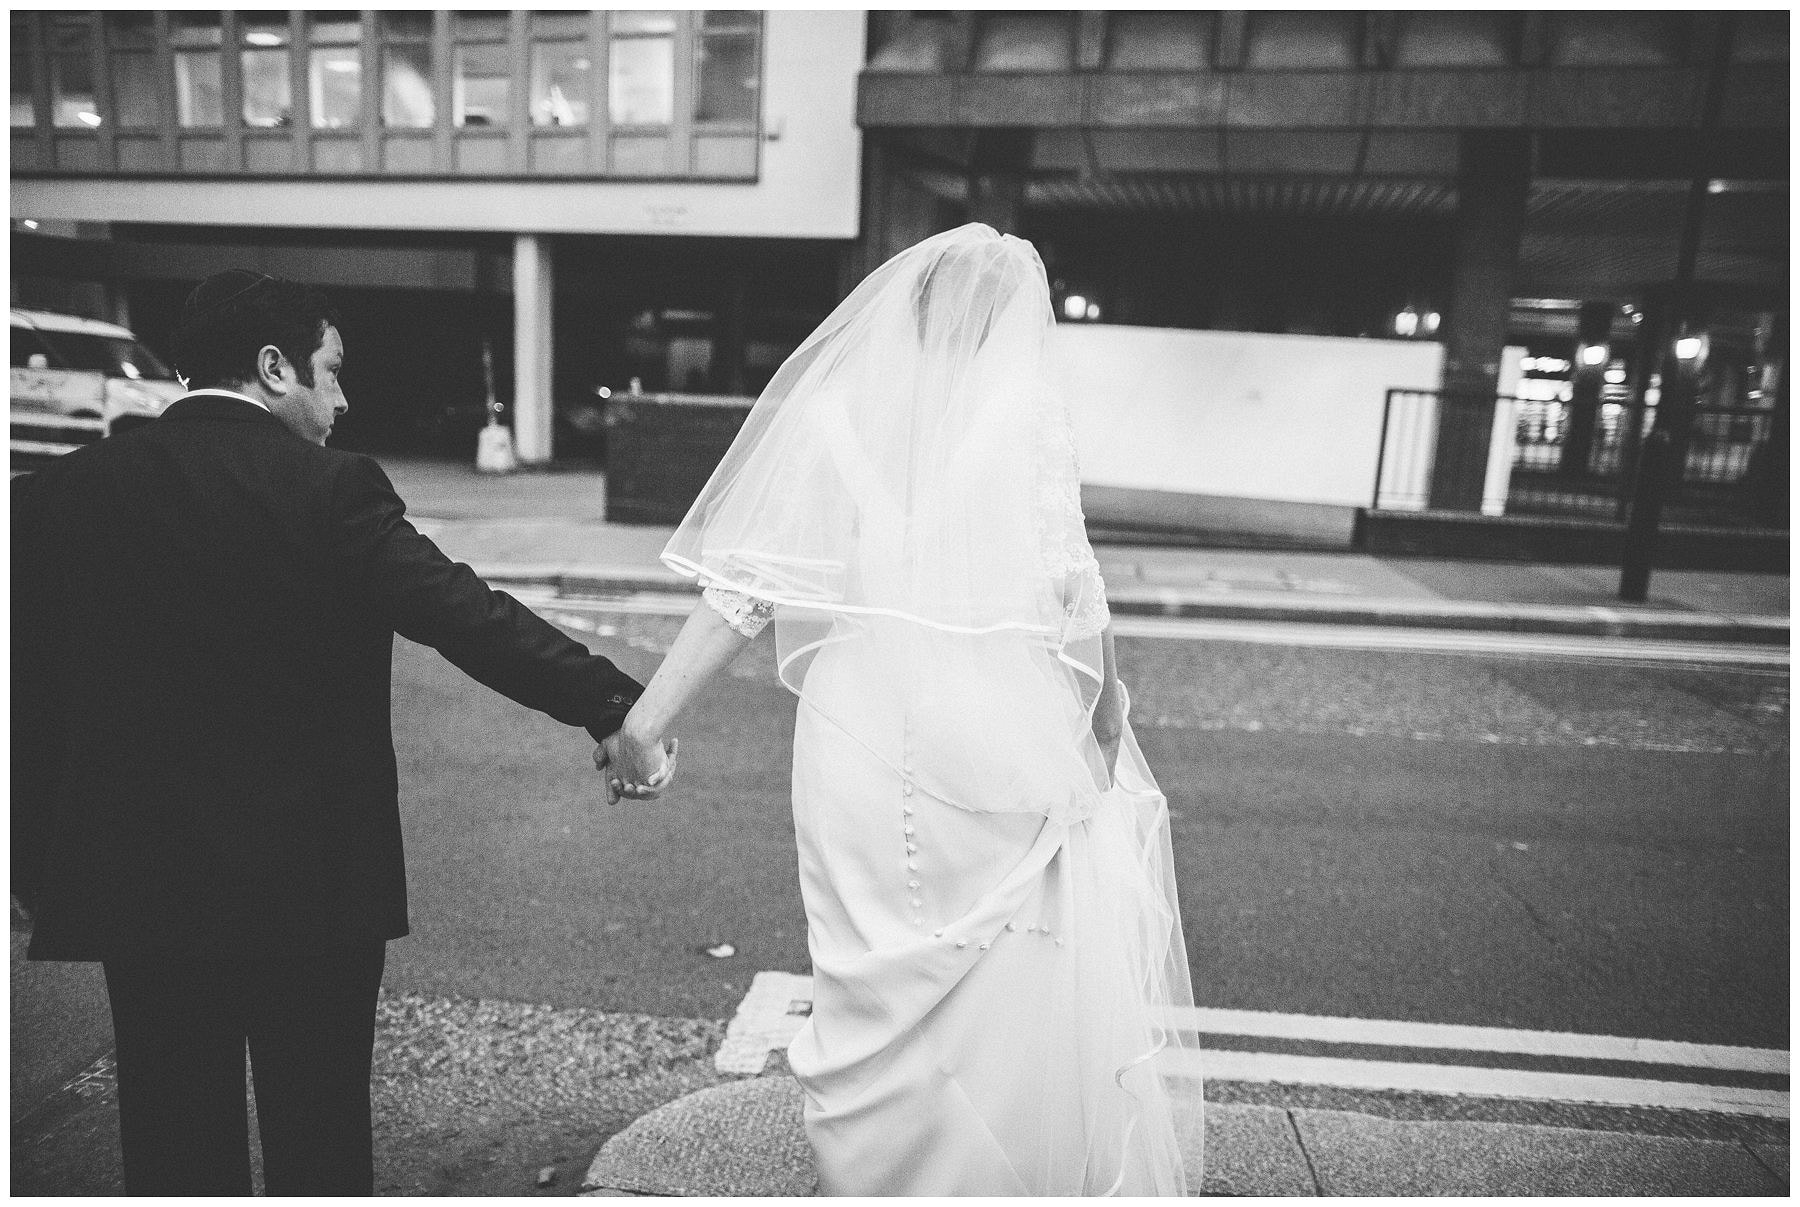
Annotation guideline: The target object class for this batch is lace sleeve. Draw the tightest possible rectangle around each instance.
[702,584,775,639]
[1037,405,1110,641]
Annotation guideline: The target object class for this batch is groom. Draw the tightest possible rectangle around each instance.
[12,270,664,1195]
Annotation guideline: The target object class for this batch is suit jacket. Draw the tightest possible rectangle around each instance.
[13,393,642,960]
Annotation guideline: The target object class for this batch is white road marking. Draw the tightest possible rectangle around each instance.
[1169,1007,1788,1075]
[1157,1048,1789,1118]
[723,974,1788,1116]
[716,970,814,1075]
[516,590,1787,668]
[1108,615,1789,667]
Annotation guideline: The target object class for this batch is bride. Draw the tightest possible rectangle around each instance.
[601,224,1198,1195]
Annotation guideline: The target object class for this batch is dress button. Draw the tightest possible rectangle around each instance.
[907,880,920,890]
[1006,922,1018,931]
[906,844,918,854]
[903,784,913,797]
[903,826,915,837]
[955,939,967,948]
[910,898,922,909]
[906,861,917,871]
[933,929,944,938]
[903,806,915,817]
[978,943,990,951]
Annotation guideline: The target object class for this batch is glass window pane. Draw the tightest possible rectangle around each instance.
[241,47,292,126]
[105,12,157,49]
[530,41,590,126]
[49,16,90,53]
[383,44,435,126]
[455,11,511,40]
[112,52,163,126]
[308,11,361,44]
[176,51,224,125]
[454,43,510,127]
[51,53,98,127]
[609,37,672,125]
[240,10,291,47]
[12,33,34,127]
[532,10,589,39]
[612,11,675,36]
[310,46,360,128]
[380,11,433,39]
[696,31,756,124]
[173,13,223,48]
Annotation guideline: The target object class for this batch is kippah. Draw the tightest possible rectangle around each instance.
[181,269,275,323]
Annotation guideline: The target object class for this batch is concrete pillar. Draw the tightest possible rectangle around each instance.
[1429,130,1530,511]
[512,233,554,464]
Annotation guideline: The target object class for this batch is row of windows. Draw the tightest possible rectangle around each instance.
[12,11,760,135]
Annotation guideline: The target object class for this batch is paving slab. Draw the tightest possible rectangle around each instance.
[582,1076,816,1197]
[1293,1107,1786,1197]
[1749,1142,1790,1187]
[1179,1099,1317,1196]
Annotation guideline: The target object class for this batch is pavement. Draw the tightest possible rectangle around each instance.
[384,456,1789,648]
[379,456,1789,1198]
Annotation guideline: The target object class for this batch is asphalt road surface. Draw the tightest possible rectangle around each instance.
[385,599,1787,1052]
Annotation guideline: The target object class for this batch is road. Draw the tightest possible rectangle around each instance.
[14,597,1787,1193]
[383,595,1786,1051]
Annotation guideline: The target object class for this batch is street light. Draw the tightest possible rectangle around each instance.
[1062,294,1088,321]
[1578,343,1609,368]
[1674,334,1708,365]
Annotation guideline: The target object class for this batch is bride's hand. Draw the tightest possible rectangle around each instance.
[595,723,678,804]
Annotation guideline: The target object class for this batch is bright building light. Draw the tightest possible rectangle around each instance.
[1062,294,1088,321]
[1604,367,1628,385]
[246,31,284,46]
[1674,336,1706,361]
[77,111,102,127]
[1579,344,1609,367]
[1085,301,1100,321]
[22,219,39,229]
[1393,309,1419,337]
[1422,311,1441,334]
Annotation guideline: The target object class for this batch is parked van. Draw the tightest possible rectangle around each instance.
[11,308,184,453]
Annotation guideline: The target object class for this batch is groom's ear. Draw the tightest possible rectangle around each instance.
[255,344,291,394]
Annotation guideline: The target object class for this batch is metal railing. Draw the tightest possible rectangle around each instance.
[1372,389,1784,528]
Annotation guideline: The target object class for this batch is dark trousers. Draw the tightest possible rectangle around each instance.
[102,939,386,1196]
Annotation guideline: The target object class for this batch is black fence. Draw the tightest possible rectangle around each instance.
[1373,390,1784,529]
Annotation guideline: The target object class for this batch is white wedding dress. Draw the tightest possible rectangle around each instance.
[668,225,1196,1196]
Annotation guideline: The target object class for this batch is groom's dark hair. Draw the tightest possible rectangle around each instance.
[173,270,341,391]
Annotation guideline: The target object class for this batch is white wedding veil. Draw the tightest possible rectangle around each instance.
[664,223,1199,1190]
[664,223,1113,814]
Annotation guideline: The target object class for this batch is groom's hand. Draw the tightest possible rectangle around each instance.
[594,728,677,804]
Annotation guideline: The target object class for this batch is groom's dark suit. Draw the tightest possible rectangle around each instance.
[12,392,641,1192]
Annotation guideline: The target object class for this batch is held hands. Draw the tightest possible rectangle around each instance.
[1092,680,1124,787]
[594,722,678,805]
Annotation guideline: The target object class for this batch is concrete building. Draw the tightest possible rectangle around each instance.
[12,9,864,460]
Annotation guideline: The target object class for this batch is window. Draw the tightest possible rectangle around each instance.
[173,12,224,127]
[36,330,177,380]
[380,11,434,128]
[454,12,512,128]
[49,15,99,128]
[610,11,674,126]
[530,11,591,127]
[12,327,54,370]
[240,11,293,127]
[11,17,35,127]
[695,11,759,126]
[106,13,161,126]
[308,11,361,128]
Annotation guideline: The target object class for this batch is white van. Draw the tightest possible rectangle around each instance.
[11,308,185,454]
